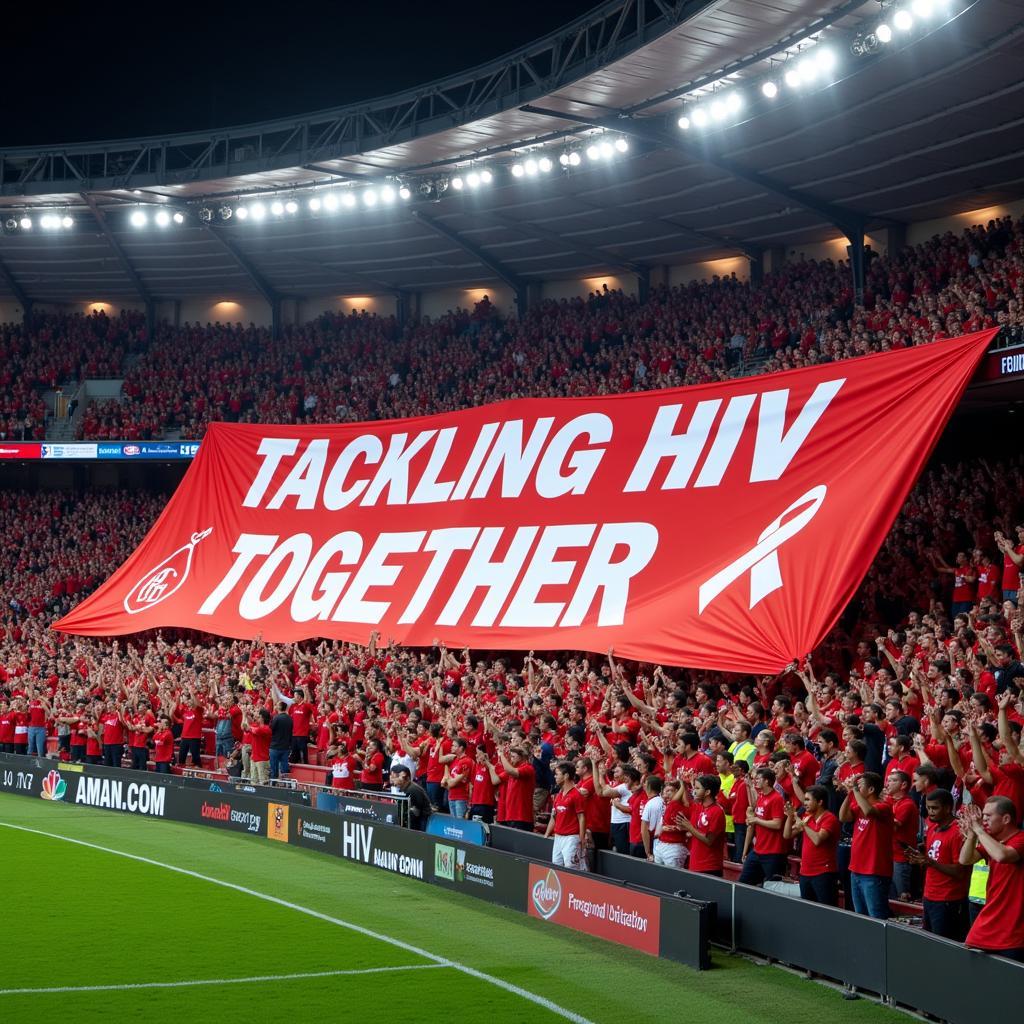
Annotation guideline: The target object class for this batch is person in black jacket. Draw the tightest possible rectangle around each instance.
[270,702,293,780]
[390,765,431,831]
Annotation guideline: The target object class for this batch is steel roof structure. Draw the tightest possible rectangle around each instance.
[0,0,1021,318]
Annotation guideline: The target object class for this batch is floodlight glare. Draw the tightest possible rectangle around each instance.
[524,158,539,176]
[480,169,493,184]
[285,200,298,214]
[63,215,75,228]
[600,140,614,158]
[559,152,570,166]
[363,189,377,206]
[466,172,480,188]
[568,151,581,166]
[815,47,837,72]
[912,0,934,16]
[691,107,708,127]
[130,210,147,227]
[511,163,524,177]
[784,67,802,88]
[399,185,411,200]
[677,114,691,129]
[726,91,743,114]
[538,156,553,173]
[380,185,396,203]
[876,22,893,42]
[323,193,339,212]
[894,9,913,30]
[270,201,284,216]
[451,175,464,190]
[762,81,779,99]
[614,138,629,153]
[586,144,600,160]
[308,196,321,212]
[236,206,249,220]
[20,216,32,230]
[155,210,171,227]
[249,202,266,220]
[710,100,727,121]
[342,192,357,208]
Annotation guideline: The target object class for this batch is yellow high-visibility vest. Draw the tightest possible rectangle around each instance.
[969,859,989,904]
[719,772,737,833]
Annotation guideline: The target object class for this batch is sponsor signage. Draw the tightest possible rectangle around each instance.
[527,864,662,956]
[431,839,527,910]
[316,790,403,825]
[42,443,98,460]
[426,813,487,847]
[339,819,425,879]
[0,442,42,460]
[194,793,265,834]
[291,807,342,854]
[976,344,1024,382]
[267,802,290,842]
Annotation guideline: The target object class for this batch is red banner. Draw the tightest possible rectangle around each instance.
[527,864,661,955]
[54,330,995,672]
[0,442,42,460]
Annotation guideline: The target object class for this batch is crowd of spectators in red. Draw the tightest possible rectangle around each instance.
[0,448,1021,953]
[1,214,1023,958]
[0,310,146,442]
[71,214,1024,441]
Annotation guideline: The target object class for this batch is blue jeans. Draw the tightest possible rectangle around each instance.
[891,861,917,899]
[449,799,468,819]
[270,748,290,779]
[850,872,890,919]
[27,727,47,757]
[739,851,787,887]
[1004,590,1018,607]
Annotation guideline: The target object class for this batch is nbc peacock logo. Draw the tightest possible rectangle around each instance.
[40,769,67,801]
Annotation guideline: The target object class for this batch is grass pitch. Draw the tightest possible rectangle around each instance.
[0,793,902,1024]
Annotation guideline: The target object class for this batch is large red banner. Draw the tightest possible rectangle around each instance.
[54,330,995,672]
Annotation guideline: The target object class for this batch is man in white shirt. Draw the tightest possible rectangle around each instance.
[591,756,634,854]
[641,776,666,862]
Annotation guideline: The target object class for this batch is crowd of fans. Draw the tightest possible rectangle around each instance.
[68,213,1024,441]
[0,449,1022,954]
[0,213,1023,960]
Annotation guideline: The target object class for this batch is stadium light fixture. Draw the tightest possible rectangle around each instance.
[235,206,249,220]
[399,185,411,200]
[893,9,913,30]
[599,140,614,158]
[538,156,553,173]
[568,151,581,166]
[172,212,184,224]
[726,91,744,115]
[615,138,629,153]
[249,202,266,221]
[451,175,464,190]
[677,114,691,130]
[815,46,837,73]
[691,107,708,127]
[585,144,601,160]
[130,210,147,228]
[342,192,357,208]
[912,0,935,15]
[466,171,480,188]
[511,163,524,177]
[784,67,802,88]
[308,196,321,212]
[63,215,75,228]
[285,200,298,214]
[524,158,539,176]
[323,192,339,212]
[762,80,779,99]
[876,22,893,42]
[559,152,570,166]
[480,169,493,184]
[380,185,396,203]
[155,210,171,227]
[363,189,378,206]
[20,216,32,230]
[270,200,284,216]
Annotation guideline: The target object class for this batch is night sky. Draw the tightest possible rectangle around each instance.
[3,1,597,147]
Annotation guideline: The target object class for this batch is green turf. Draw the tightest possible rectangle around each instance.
[0,792,903,1024]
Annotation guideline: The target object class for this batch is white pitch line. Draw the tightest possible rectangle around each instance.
[0,820,595,1024]
[0,964,448,996]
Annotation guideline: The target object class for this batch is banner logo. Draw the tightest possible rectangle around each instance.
[123,528,212,614]
[531,869,563,919]
[40,769,67,801]
[268,802,290,842]
[435,843,455,881]
[698,485,826,614]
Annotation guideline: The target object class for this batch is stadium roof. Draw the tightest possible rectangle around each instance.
[0,0,1021,305]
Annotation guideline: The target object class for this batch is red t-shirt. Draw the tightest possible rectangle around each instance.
[658,800,689,845]
[100,712,123,746]
[922,820,968,902]
[178,706,203,740]
[966,831,1024,950]
[290,701,314,738]
[360,751,386,786]
[504,763,536,823]
[687,802,726,872]
[330,754,358,790]
[447,754,474,801]
[470,763,496,806]
[849,801,894,877]
[129,712,154,749]
[551,786,585,836]
[628,789,649,845]
[152,728,175,763]
[886,796,920,864]
[752,791,788,855]
[250,724,272,762]
[28,701,47,728]
[800,811,839,876]
[990,764,1024,821]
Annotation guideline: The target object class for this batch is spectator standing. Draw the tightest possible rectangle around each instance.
[269,703,292,780]
[840,772,894,919]
[908,789,970,940]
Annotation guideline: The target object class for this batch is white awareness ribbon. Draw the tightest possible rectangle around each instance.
[698,485,827,615]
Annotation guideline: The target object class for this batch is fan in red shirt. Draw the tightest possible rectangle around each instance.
[359,738,387,792]
[497,745,536,830]
[785,785,840,905]
[738,768,788,886]
[545,762,587,869]
[443,738,474,818]
[883,770,921,900]
[654,781,690,869]
[327,741,359,791]
[840,771,894,919]
[906,789,970,940]
[962,796,1024,958]
[288,689,316,764]
[246,708,273,785]
[678,775,727,874]
[469,747,498,823]
[152,716,175,774]
[174,695,205,768]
